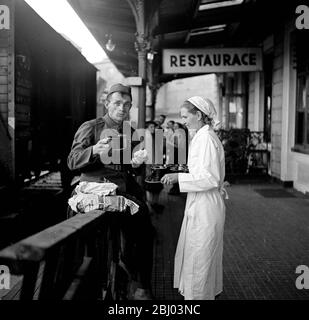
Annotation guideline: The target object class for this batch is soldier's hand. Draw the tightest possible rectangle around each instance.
[92,137,111,155]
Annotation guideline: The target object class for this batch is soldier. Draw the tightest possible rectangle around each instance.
[67,83,154,300]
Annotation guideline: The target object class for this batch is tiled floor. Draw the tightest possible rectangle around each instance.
[150,182,309,300]
[150,187,185,300]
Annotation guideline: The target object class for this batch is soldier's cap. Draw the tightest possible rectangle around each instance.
[107,83,132,100]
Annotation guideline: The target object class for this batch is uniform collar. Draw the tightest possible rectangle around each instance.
[103,113,123,132]
[200,124,210,132]
[192,124,210,139]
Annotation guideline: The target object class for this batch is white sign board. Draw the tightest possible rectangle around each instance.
[163,48,263,74]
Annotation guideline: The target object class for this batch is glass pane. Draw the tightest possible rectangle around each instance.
[307,113,309,145]
[296,111,304,144]
[229,97,237,129]
[303,74,309,144]
[236,97,244,129]
[297,76,306,111]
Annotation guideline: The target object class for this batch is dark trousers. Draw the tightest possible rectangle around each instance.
[116,191,154,289]
[67,188,154,289]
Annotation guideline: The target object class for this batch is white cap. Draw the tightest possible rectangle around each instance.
[187,96,217,119]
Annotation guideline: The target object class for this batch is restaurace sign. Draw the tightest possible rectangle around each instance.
[163,48,262,74]
[0,5,10,30]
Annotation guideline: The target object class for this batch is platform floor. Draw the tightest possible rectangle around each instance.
[1,177,309,300]
[150,182,309,300]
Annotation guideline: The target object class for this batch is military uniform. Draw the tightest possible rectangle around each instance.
[67,113,154,290]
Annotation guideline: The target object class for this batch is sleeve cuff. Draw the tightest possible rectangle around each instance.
[178,172,190,193]
[87,146,99,163]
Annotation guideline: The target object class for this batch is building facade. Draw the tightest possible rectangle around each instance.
[218,15,309,193]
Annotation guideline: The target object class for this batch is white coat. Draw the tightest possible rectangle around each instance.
[175,124,226,300]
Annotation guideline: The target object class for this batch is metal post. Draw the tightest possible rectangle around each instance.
[127,0,151,129]
[135,30,150,128]
[136,46,147,128]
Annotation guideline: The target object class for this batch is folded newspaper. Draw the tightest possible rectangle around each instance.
[68,181,139,215]
[75,181,118,196]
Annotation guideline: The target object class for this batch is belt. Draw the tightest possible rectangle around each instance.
[105,164,122,171]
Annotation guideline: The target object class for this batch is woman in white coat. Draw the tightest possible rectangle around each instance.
[161,96,227,300]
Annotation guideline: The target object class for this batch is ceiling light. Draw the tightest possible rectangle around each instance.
[190,24,227,36]
[199,0,243,11]
[147,52,154,62]
[105,35,115,52]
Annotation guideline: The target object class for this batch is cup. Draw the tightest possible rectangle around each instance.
[110,134,127,151]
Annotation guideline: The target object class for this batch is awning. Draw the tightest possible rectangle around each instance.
[68,0,302,84]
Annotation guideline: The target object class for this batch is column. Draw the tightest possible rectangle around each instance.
[135,32,150,128]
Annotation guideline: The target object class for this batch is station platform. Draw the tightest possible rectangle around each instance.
[1,176,309,300]
[152,182,309,300]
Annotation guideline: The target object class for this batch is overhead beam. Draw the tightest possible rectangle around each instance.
[87,18,136,34]
[69,0,134,17]
[108,51,137,63]
[153,5,247,36]
[154,16,241,36]
[85,16,136,32]
[92,31,137,47]
[184,0,201,44]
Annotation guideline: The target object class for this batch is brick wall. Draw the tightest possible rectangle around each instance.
[0,1,14,184]
[0,23,9,126]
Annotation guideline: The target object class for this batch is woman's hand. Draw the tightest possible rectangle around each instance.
[161,173,179,185]
[130,159,141,168]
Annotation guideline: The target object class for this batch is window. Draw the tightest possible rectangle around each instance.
[295,75,308,145]
[263,54,273,143]
[225,75,246,129]
[294,34,309,153]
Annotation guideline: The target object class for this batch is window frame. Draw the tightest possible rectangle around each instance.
[293,71,309,154]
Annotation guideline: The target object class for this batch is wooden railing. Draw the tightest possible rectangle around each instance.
[0,210,124,300]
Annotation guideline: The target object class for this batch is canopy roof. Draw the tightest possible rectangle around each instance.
[68,0,301,83]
